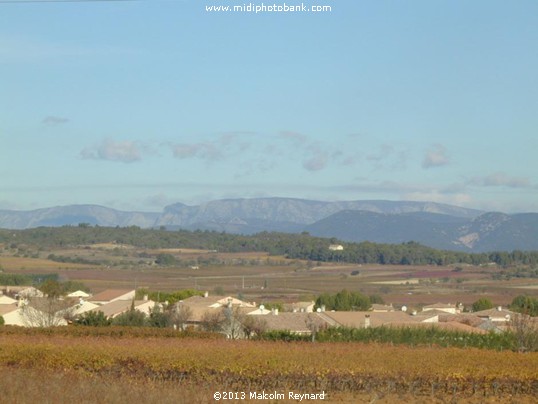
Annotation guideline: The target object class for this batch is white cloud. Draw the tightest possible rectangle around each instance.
[469,172,530,188]
[422,144,450,169]
[170,142,222,161]
[81,139,142,163]
[303,153,328,171]
[42,116,69,126]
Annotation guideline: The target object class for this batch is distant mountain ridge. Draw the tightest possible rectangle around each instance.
[0,205,159,230]
[1,198,537,252]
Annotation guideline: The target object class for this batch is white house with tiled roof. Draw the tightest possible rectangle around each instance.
[422,303,459,314]
[473,306,514,322]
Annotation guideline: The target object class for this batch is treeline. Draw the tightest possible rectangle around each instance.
[314,290,382,311]
[2,226,538,267]
[261,326,522,351]
[0,273,59,286]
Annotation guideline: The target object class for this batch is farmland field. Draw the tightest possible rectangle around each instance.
[1,240,536,307]
[0,330,537,403]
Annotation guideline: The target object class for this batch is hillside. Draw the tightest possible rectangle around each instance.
[2,198,537,252]
[305,210,538,252]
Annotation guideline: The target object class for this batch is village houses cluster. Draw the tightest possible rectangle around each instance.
[0,285,519,337]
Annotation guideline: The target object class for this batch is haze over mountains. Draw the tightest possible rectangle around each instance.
[1,198,537,253]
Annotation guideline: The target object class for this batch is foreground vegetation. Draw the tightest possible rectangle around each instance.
[0,329,536,402]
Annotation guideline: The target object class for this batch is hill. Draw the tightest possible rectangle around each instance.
[1,198,537,252]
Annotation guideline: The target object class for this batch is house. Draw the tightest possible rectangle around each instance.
[89,299,159,318]
[67,290,91,298]
[422,303,460,314]
[0,304,25,326]
[284,301,315,313]
[0,295,18,305]
[175,294,256,323]
[329,244,344,251]
[88,289,136,305]
[72,299,99,316]
[2,286,44,299]
[473,306,515,322]
[412,311,441,323]
[319,311,421,329]
[438,313,485,328]
[261,312,329,335]
[16,297,73,327]
[371,303,395,312]
[247,305,272,315]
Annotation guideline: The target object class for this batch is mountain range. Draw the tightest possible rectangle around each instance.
[1,198,537,252]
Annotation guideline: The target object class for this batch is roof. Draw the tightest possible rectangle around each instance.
[181,295,255,308]
[416,309,447,317]
[371,304,395,312]
[284,301,315,312]
[90,299,157,318]
[0,295,18,305]
[262,313,328,334]
[68,290,90,298]
[73,300,99,315]
[438,313,485,328]
[89,289,135,303]
[473,307,514,318]
[0,304,19,316]
[322,311,418,328]
[423,303,456,309]
[177,295,256,322]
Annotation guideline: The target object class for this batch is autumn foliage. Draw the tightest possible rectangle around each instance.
[0,329,537,401]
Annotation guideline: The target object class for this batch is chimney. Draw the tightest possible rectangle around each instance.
[364,314,371,329]
[143,295,148,301]
[321,305,326,312]
[497,306,502,312]
[204,291,209,298]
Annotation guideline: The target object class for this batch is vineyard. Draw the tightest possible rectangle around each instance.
[0,329,537,402]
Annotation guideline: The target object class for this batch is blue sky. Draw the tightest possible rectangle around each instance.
[1,0,537,213]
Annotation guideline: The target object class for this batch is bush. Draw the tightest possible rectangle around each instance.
[75,311,112,327]
[112,307,147,327]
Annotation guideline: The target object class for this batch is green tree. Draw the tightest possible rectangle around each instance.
[0,315,4,326]
[147,304,170,328]
[511,295,538,316]
[39,279,64,298]
[315,289,370,311]
[112,305,147,326]
[472,298,494,312]
[75,311,111,326]
[155,253,177,266]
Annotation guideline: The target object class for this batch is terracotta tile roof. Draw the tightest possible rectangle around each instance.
[90,300,156,318]
[423,303,456,309]
[176,295,256,322]
[262,313,328,334]
[438,313,485,328]
[473,307,514,318]
[371,304,395,312]
[89,289,134,303]
[0,304,18,316]
[322,311,418,328]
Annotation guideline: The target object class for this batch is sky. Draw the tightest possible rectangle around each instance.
[1,0,537,213]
